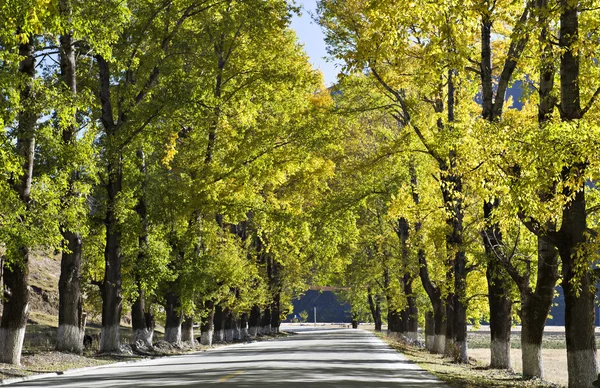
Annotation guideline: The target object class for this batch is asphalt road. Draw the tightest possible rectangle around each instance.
[9,326,447,387]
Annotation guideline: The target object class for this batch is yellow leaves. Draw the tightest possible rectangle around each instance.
[309,88,334,109]
[161,132,179,170]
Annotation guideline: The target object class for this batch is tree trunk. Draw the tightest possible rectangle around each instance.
[131,150,153,345]
[367,290,382,332]
[483,201,512,370]
[181,316,194,347]
[240,313,249,339]
[200,301,214,346]
[261,307,272,335]
[487,260,512,369]
[213,305,224,343]
[57,231,84,353]
[164,292,182,344]
[518,237,558,379]
[224,309,234,342]
[97,55,123,354]
[403,274,419,341]
[100,170,123,353]
[557,1,598,384]
[433,298,446,354]
[444,294,456,359]
[0,248,30,365]
[425,312,435,352]
[559,191,597,387]
[0,38,36,365]
[249,305,261,337]
[387,307,402,339]
[56,5,85,354]
[131,286,154,345]
[417,226,445,354]
[271,293,281,334]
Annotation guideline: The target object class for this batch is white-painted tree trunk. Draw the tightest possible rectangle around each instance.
[56,324,84,354]
[225,329,234,342]
[457,340,468,363]
[263,324,271,334]
[426,335,435,352]
[181,325,194,347]
[387,331,400,340]
[444,337,455,358]
[213,329,224,343]
[200,330,213,346]
[100,324,120,353]
[233,326,241,341]
[133,328,153,346]
[0,327,27,365]
[406,331,418,341]
[522,342,543,379]
[164,325,181,344]
[248,326,258,337]
[240,326,249,340]
[433,334,445,354]
[567,350,599,388]
[490,339,511,370]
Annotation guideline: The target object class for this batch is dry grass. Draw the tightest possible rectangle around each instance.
[379,335,560,388]
[468,348,597,387]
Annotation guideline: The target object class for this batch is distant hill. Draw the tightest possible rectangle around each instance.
[286,290,351,323]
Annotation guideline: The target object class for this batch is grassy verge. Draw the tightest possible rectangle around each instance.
[378,334,561,388]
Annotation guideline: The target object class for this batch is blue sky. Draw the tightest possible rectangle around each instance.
[290,0,340,86]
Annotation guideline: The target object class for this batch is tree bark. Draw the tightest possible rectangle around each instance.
[0,37,36,365]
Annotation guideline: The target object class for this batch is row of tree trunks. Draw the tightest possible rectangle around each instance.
[0,36,36,365]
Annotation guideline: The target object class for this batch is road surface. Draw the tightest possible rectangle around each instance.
[8,326,447,387]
